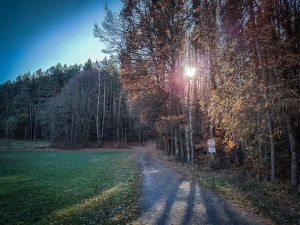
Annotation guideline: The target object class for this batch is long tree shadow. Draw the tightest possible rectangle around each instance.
[199,187,234,224]
[137,148,270,225]
[138,148,200,225]
[182,182,196,224]
[198,186,263,225]
[155,180,182,225]
[139,150,182,212]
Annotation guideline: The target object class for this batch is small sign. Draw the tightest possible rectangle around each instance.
[208,147,216,153]
[207,138,216,147]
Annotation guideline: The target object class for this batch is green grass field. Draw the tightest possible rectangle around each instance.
[0,149,140,225]
[0,138,50,149]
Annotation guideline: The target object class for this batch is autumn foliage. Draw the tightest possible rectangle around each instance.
[112,0,300,186]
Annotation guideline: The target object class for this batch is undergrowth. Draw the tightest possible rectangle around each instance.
[195,171,300,224]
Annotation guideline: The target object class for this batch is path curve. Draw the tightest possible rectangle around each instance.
[132,145,273,225]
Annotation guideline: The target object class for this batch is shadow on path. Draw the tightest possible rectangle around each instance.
[133,145,273,225]
[182,182,196,224]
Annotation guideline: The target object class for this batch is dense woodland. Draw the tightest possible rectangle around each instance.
[1,0,300,186]
[0,58,149,147]
[94,0,300,186]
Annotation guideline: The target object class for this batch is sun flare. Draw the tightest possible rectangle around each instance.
[185,67,195,77]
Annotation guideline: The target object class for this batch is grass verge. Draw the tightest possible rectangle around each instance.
[0,149,140,225]
[194,170,300,224]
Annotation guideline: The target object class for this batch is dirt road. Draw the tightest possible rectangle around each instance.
[132,145,273,225]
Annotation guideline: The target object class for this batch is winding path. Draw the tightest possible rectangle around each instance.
[132,145,273,225]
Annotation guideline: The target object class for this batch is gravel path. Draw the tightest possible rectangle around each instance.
[132,145,274,225]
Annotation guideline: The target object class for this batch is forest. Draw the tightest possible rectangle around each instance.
[0,58,149,147]
[1,0,300,187]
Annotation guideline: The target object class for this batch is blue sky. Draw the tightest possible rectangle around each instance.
[0,0,122,84]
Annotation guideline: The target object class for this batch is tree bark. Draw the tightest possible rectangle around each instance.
[267,111,276,183]
[96,71,101,147]
[189,94,195,164]
[180,130,184,161]
[101,80,106,144]
[286,116,298,186]
[174,128,179,158]
[185,128,191,163]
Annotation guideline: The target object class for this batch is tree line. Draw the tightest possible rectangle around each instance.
[0,58,148,147]
[94,0,300,186]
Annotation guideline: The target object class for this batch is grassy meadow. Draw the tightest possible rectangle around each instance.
[0,146,140,225]
[0,139,50,149]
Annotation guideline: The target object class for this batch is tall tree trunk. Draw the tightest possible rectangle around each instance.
[117,89,122,141]
[190,76,196,164]
[185,128,191,163]
[286,116,298,186]
[50,96,56,142]
[174,128,179,158]
[185,79,191,163]
[180,130,184,161]
[34,104,37,139]
[101,80,106,144]
[267,111,276,183]
[96,71,101,147]
[249,0,277,182]
[189,95,195,164]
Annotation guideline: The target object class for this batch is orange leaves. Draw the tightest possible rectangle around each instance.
[155,115,187,135]
[223,139,235,152]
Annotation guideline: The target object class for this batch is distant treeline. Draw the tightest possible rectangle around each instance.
[0,58,148,147]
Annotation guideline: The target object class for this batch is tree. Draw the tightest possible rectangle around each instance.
[93,3,124,56]
[120,0,194,160]
[204,0,300,184]
[83,59,97,71]
[2,116,17,147]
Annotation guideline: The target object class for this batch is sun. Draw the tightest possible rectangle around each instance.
[185,67,195,78]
